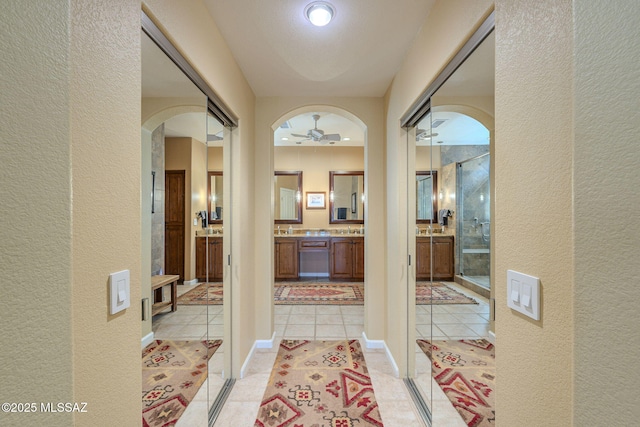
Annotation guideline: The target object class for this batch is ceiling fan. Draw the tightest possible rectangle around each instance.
[291,114,341,144]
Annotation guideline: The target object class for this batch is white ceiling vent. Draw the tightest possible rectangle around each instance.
[431,119,447,128]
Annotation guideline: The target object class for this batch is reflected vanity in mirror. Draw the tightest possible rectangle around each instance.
[329,171,364,224]
[274,171,303,224]
[208,171,223,223]
[416,171,438,223]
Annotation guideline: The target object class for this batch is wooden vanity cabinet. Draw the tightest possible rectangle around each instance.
[416,235,454,281]
[275,237,299,280]
[195,236,224,282]
[330,237,364,281]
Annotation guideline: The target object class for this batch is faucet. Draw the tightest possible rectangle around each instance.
[348,226,351,234]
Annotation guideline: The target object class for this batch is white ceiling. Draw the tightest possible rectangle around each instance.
[203,0,436,97]
[142,3,494,147]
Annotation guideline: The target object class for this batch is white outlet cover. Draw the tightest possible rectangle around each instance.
[507,270,540,320]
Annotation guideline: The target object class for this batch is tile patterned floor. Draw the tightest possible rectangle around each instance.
[149,281,491,426]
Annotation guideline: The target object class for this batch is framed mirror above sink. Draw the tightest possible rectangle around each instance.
[208,171,223,223]
[329,171,364,224]
[416,171,438,223]
[274,171,303,224]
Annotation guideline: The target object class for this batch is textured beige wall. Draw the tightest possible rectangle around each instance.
[69,0,142,425]
[143,0,257,377]
[384,0,494,376]
[573,1,640,425]
[495,2,574,425]
[1,2,74,426]
[255,97,386,342]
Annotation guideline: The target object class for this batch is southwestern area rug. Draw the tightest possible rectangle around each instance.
[417,338,495,427]
[416,282,478,305]
[255,339,384,427]
[178,282,477,306]
[142,339,222,427]
[177,283,223,305]
[274,283,364,305]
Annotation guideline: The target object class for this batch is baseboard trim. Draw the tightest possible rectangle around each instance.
[361,331,385,349]
[361,332,399,377]
[141,331,154,348]
[183,279,198,286]
[256,332,276,349]
[488,330,496,344]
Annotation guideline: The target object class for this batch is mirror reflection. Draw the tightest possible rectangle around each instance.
[409,28,495,427]
[416,171,438,223]
[274,171,303,224]
[142,25,226,426]
[329,171,364,224]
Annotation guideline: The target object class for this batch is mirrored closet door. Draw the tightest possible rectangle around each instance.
[142,12,235,427]
[402,12,495,427]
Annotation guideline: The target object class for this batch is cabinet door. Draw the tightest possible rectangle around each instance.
[209,239,224,282]
[275,239,299,280]
[432,237,454,280]
[416,239,431,280]
[352,239,365,281]
[330,238,354,279]
[195,238,207,281]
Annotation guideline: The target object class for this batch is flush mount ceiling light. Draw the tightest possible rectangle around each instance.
[305,2,335,27]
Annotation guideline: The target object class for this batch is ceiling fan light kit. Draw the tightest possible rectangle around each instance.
[305,2,335,27]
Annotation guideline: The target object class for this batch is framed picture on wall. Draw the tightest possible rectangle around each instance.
[306,192,326,209]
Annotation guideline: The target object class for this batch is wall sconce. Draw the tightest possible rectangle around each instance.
[296,190,302,203]
[439,190,444,200]
[329,190,335,202]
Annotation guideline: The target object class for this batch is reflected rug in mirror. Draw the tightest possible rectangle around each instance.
[177,283,223,305]
[417,338,495,427]
[142,339,222,427]
[255,339,384,427]
[416,282,478,305]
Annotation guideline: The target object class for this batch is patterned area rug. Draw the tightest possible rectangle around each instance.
[142,339,222,427]
[255,339,384,427]
[274,283,364,305]
[177,283,223,305]
[417,339,495,426]
[416,282,478,305]
[178,282,477,305]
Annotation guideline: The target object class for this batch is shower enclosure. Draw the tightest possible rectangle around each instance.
[456,153,491,289]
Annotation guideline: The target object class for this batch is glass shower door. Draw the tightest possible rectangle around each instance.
[456,153,490,289]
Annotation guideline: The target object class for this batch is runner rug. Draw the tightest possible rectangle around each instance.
[178,282,477,305]
[417,339,495,427]
[142,339,222,427]
[416,282,478,305]
[177,283,223,305]
[255,339,384,426]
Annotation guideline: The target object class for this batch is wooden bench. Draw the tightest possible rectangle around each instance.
[151,274,180,316]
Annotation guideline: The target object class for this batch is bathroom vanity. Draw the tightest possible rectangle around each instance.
[274,234,364,281]
[416,235,455,281]
[195,236,224,282]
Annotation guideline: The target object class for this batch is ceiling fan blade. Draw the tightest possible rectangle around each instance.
[291,133,309,138]
[207,133,223,141]
[322,133,341,142]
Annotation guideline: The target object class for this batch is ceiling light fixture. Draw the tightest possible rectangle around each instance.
[305,2,335,27]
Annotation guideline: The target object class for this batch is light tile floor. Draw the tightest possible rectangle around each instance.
[149,281,491,426]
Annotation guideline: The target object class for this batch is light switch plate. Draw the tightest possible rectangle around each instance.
[109,269,130,314]
[507,270,540,320]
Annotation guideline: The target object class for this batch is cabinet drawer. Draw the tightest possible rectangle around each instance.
[299,238,330,251]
